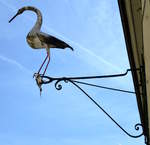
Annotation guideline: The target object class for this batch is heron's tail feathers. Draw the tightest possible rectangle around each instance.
[67,45,74,51]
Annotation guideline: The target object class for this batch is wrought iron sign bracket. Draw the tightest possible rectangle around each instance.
[34,68,144,138]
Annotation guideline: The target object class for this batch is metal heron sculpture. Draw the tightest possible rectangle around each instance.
[9,6,74,76]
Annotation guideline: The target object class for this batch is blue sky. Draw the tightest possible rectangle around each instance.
[0,0,144,145]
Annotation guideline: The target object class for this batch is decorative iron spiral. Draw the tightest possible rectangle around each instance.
[135,123,143,131]
[55,79,63,90]
[54,78,69,90]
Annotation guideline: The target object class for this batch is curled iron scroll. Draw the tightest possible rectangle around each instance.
[55,79,63,90]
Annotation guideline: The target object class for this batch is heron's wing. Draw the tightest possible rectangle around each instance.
[37,32,73,50]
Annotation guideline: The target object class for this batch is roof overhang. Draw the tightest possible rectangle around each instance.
[118,0,149,143]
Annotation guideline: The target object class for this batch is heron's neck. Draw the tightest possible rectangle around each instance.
[26,6,42,32]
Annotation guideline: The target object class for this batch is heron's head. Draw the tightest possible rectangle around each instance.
[9,7,28,23]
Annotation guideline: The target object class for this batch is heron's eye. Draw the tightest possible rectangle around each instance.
[18,9,23,14]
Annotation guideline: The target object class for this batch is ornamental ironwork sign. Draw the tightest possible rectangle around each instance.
[33,68,144,139]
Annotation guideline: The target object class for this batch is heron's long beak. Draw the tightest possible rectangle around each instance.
[9,13,19,23]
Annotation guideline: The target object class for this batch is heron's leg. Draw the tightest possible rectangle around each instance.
[37,53,48,74]
[42,50,50,76]
[42,54,50,76]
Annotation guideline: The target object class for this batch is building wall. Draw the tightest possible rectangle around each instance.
[143,0,150,143]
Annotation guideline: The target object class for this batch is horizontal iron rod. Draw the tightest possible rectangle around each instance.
[41,69,136,84]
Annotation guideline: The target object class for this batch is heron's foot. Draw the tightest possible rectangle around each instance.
[33,73,39,78]
[34,73,43,96]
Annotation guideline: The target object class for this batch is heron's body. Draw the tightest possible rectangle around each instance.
[27,34,43,48]
[9,6,73,75]
[26,32,53,48]
[27,31,71,49]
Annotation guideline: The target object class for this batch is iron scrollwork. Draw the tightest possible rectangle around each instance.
[34,68,143,138]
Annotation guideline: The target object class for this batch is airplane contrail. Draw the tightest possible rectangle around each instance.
[0,55,32,75]
[43,25,122,72]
